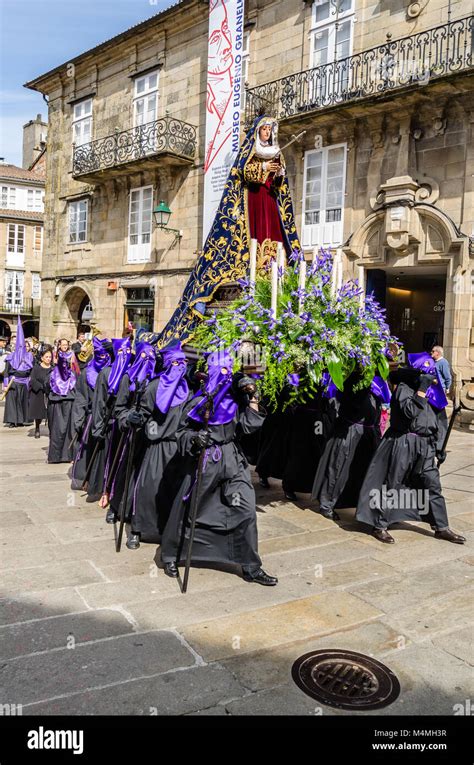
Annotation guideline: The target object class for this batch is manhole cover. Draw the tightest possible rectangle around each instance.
[292,649,401,711]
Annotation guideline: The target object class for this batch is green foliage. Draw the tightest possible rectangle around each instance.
[192,251,399,409]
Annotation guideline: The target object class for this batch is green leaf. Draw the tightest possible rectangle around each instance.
[327,352,344,391]
[377,354,390,379]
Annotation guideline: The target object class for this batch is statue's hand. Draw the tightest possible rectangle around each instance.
[265,161,280,174]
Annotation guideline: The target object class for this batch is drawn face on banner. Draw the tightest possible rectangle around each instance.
[208,0,233,75]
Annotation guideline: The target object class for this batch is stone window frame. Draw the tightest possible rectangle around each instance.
[7,223,25,254]
[27,188,43,211]
[31,271,41,300]
[33,225,43,253]
[1,185,16,209]
[302,141,347,249]
[4,269,24,310]
[309,0,355,72]
[67,198,89,244]
[127,185,154,264]
[72,97,93,148]
[132,69,160,129]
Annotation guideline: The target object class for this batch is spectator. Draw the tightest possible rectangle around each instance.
[72,332,85,355]
[431,346,452,392]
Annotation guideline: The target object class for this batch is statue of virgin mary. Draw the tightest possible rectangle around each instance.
[157,114,303,347]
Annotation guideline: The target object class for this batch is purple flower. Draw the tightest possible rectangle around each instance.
[287,373,300,386]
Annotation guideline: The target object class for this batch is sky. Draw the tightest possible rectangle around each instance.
[0,0,174,167]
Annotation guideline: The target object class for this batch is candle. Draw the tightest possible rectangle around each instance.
[298,258,306,315]
[271,258,278,318]
[330,249,339,297]
[277,242,284,291]
[249,238,257,294]
[357,264,365,308]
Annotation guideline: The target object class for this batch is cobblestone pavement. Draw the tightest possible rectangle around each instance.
[0,416,473,716]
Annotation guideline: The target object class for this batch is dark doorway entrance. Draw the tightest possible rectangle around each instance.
[366,267,447,356]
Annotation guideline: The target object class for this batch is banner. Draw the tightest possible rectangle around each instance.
[202,0,245,243]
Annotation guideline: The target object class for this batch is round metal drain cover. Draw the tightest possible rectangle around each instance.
[292,649,401,711]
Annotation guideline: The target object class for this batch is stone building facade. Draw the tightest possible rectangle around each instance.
[0,159,45,339]
[25,0,473,397]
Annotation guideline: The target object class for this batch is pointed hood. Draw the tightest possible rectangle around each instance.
[155,343,189,414]
[85,336,112,389]
[7,315,33,372]
[188,349,237,425]
[107,337,133,395]
[127,343,156,392]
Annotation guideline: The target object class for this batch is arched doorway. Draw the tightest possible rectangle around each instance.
[0,319,11,340]
[59,286,94,339]
[23,320,40,340]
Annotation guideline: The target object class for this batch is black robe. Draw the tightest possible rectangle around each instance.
[28,364,52,421]
[87,366,119,500]
[70,370,94,490]
[254,397,292,479]
[282,395,337,493]
[356,382,449,530]
[108,374,149,520]
[312,386,381,512]
[3,363,32,425]
[46,382,76,464]
[160,401,265,572]
[130,379,191,542]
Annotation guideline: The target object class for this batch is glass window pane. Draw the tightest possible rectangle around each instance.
[314,0,330,23]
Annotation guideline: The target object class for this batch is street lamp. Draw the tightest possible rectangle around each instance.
[153,200,182,249]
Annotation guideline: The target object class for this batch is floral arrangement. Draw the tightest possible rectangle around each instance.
[192,249,399,410]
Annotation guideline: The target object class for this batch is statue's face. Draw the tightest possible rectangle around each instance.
[259,125,272,142]
[208,1,232,75]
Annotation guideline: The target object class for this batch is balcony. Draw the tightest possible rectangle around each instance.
[245,15,473,125]
[72,116,197,183]
[0,298,41,317]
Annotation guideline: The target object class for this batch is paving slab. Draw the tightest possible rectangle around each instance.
[0,608,135,660]
[0,588,90,626]
[24,663,247,716]
[0,630,196,705]
[348,559,474,613]
[180,591,383,662]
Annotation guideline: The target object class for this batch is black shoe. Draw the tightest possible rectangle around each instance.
[372,527,395,544]
[243,568,278,586]
[258,476,270,488]
[434,528,466,544]
[126,532,140,550]
[8,423,15,428]
[163,561,179,578]
[283,489,298,501]
[319,507,340,521]
[105,509,117,524]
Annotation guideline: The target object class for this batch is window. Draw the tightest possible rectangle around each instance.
[27,188,43,211]
[310,0,355,101]
[133,70,159,128]
[4,271,24,311]
[68,199,88,243]
[31,272,41,300]
[6,224,25,267]
[302,144,346,247]
[127,186,153,263]
[1,186,16,209]
[33,225,43,253]
[72,98,93,147]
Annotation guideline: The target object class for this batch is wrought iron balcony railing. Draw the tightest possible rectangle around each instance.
[1,298,40,317]
[245,15,473,124]
[72,116,197,178]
